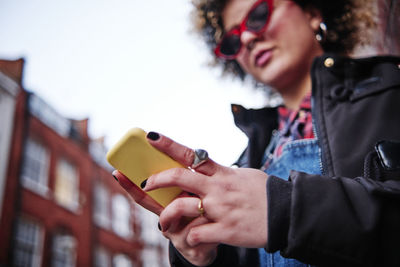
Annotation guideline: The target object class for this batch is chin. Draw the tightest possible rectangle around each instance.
[257,61,294,89]
[253,60,280,83]
[255,70,280,88]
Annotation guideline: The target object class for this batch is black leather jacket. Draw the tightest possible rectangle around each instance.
[170,54,400,267]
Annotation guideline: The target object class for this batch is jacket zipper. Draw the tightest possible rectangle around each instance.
[311,102,325,175]
[311,58,327,176]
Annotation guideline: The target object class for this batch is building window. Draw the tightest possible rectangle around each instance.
[54,159,79,211]
[139,208,163,244]
[13,217,43,267]
[112,194,132,238]
[141,248,162,267]
[51,233,76,267]
[93,183,110,229]
[112,254,132,267]
[21,138,49,196]
[94,246,111,267]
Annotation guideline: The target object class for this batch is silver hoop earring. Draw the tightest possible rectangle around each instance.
[315,22,327,42]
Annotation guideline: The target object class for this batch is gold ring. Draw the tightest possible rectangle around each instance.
[198,198,205,216]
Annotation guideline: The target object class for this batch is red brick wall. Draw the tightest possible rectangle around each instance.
[0,89,28,263]
[0,93,144,266]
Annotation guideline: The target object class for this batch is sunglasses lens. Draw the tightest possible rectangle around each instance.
[246,1,270,31]
[219,34,241,57]
[217,1,272,58]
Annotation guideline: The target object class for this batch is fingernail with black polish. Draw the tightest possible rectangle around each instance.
[147,131,160,141]
[112,175,119,182]
[158,222,162,231]
[140,179,147,189]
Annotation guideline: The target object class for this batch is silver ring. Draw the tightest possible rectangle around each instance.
[191,149,209,169]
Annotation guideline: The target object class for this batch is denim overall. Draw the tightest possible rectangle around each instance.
[259,136,321,267]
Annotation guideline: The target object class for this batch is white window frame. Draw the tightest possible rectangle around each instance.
[51,233,77,267]
[112,254,133,267]
[141,247,161,267]
[21,138,50,197]
[111,194,132,238]
[54,158,80,212]
[93,183,111,229]
[13,217,44,267]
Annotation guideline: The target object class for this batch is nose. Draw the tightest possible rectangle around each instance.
[240,30,258,51]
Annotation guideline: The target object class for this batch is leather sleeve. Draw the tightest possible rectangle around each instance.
[169,242,260,267]
[266,171,400,267]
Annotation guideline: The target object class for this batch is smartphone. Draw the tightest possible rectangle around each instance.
[106,128,184,207]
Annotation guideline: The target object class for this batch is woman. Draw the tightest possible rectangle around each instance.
[113,0,400,266]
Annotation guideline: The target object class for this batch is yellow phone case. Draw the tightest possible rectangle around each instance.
[106,128,183,207]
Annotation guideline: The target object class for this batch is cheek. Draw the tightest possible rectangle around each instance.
[269,3,315,42]
[271,16,317,58]
[235,52,251,73]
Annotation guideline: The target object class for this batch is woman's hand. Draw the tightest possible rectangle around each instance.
[143,132,269,249]
[113,170,164,215]
[113,171,218,266]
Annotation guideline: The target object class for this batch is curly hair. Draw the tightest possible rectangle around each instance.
[191,0,376,79]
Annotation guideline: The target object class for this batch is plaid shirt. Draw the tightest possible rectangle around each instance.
[262,93,314,170]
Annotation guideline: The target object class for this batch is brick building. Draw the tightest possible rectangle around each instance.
[0,59,168,267]
[0,59,22,224]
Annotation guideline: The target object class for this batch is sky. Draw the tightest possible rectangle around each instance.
[0,0,270,166]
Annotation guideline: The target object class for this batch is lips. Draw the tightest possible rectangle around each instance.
[255,49,273,67]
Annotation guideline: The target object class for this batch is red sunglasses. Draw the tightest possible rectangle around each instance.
[214,0,274,60]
